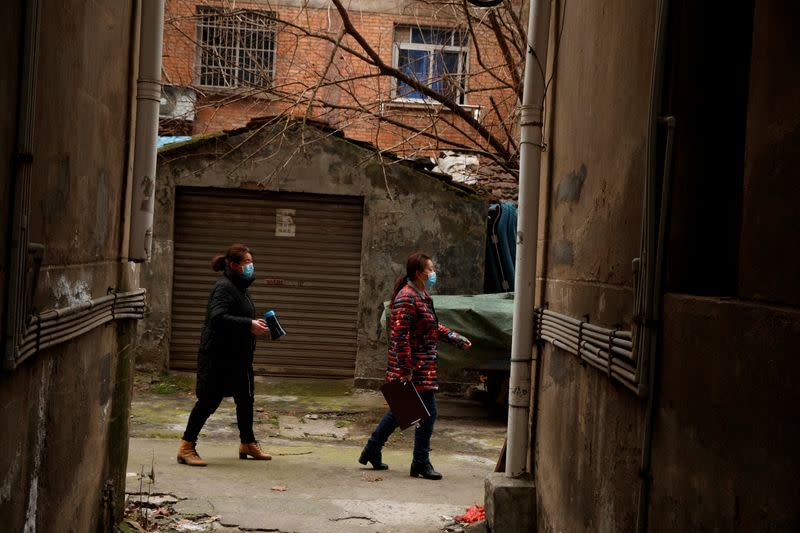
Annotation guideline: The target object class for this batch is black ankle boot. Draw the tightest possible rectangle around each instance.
[358,444,388,470]
[410,460,442,480]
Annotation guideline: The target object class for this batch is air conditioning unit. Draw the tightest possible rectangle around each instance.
[160,85,196,121]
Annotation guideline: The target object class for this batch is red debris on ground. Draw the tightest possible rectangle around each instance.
[455,504,485,523]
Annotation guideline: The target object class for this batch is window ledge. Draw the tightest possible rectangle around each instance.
[381,99,481,120]
[193,84,275,100]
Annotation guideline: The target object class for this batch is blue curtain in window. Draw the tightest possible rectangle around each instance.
[431,51,459,95]
[398,49,428,99]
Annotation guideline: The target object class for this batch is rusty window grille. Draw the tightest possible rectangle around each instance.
[195,7,276,88]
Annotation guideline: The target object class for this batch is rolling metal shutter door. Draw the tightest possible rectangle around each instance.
[170,187,364,378]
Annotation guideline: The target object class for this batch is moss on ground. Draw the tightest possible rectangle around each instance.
[253,377,352,397]
[129,370,506,456]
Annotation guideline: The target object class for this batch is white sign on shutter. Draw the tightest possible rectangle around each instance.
[275,208,296,237]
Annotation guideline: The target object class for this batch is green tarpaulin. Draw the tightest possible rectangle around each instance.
[380,293,514,384]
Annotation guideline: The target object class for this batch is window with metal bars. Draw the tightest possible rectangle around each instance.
[392,25,469,105]
[195,7,276,89]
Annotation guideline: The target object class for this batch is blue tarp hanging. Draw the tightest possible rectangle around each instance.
[484,201,517,293]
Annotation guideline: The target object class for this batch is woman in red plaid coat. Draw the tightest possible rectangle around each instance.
[359,252,471,480]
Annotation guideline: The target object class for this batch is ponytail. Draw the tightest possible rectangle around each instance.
[210,243,252,272]
[390,252,431,307]
[211,254,226,271]
[390,275,409,308]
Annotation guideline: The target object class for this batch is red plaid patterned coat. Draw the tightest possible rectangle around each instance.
[386,282,468,391]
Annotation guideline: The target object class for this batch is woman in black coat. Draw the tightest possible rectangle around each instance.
[177,243,271,466]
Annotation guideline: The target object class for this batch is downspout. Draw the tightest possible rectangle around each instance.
[128,0,165,262]
[633,0,670,399]
[506,0,552,478]
[635,115,674,533]
[121,1,143,261]
[3,0,42,369]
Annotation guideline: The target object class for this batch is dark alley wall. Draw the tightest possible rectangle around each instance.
[0,1,139,531]
[0,1,22,346]
[533,0,799,531]
[736,1,800,307]
[649,1,800,530]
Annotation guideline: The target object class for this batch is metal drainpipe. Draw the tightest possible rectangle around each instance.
[3,0,42,369]
[634,0,671,398]
[635,115,675,533]
[506,0,552,478]
[128,0,165,262]
[121,0,143,261]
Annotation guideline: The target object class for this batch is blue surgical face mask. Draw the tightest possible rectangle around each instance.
[424,271,437,289]
[242,263,255,279]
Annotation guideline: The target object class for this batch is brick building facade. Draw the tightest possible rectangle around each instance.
[160,0,521,162]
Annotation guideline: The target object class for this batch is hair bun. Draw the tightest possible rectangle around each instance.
[211,254,226,271]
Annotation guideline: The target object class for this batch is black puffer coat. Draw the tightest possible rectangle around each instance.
[195,269,257,399]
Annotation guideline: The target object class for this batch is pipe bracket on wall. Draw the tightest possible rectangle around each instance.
[26,243,45,312]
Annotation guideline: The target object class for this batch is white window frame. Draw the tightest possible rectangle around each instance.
[391,25,470,105]
[194,6,276,89]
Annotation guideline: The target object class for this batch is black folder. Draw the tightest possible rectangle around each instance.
[380,380,431,430]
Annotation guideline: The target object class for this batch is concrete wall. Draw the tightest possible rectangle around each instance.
[138,122,486,387]
[0,1,139,531]
[531,0,800,532]
[647,2,800,531]
[737,0,800,307]
[533,0,651,530]
[652,295,800,531]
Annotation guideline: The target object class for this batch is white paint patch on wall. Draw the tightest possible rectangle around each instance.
[23,358,53,533]
[48,272,92,309]
[99,400,110,433]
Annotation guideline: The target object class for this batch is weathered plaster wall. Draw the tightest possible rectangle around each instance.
[533,0,800,532]
[0,1,137,531]
[651,295,800,531]
[647,2,800,530]
[138,123,486,387]
[534,0,651,530]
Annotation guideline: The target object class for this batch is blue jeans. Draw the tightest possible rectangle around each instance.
[367,390,438,463]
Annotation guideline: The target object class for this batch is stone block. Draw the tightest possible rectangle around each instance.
[484,472,535,532]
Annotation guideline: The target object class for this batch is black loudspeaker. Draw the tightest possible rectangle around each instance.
[263,310,287,340]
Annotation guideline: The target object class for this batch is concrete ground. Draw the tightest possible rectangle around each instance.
[125,372,505,532]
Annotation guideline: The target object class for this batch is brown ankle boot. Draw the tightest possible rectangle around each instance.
[239,441,272,460]
[177,439,207,466]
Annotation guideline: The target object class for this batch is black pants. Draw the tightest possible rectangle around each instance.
[182,390,255,444]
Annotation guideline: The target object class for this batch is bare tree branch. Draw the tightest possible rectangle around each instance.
[462,0,517,96]
[328,0,512,162]
[161,0,539,180]
[488,10,522,99]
